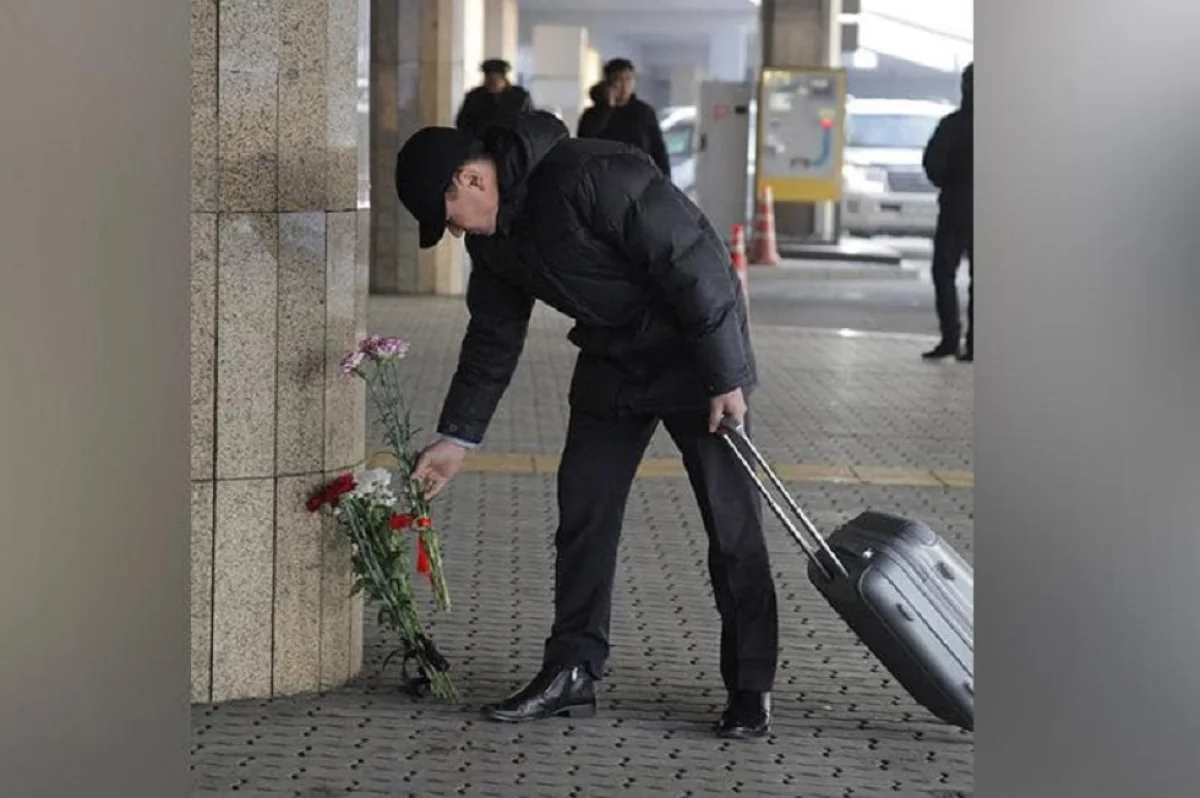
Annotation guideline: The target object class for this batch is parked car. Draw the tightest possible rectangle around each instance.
[839,97,953,238]
[659,106,698,199]
[660,95,949,238]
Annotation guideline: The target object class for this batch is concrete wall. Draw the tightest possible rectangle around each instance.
[2,0,192,791]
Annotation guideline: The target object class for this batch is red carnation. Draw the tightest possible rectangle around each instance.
[327,474,355,500]
[305,473,357,513]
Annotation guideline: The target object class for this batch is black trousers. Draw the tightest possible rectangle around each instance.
[541,406,780,693]
[931,203,974,349]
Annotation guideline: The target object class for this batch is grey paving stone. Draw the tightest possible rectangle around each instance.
[364,298,972,472]
[192,298,974,796]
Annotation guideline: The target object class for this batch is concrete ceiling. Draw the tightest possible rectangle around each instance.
[518,0,758,71]
[517,0,974,74]
[519,4,758,37]
[519,0,757,11]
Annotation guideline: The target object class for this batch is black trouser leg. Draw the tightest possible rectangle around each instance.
[662,410,779,693]
[931,207,967,346]
[542,409,658,678]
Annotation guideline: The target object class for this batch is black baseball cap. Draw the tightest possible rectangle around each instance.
[394,126,473,248]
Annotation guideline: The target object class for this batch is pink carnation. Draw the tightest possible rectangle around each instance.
[361,335,410,361]
[358,335,384,353]
[339,349,366,375]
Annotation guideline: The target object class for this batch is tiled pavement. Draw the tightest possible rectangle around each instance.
[192,297,974,798]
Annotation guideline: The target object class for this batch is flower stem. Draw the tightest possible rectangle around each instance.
[371,360,452,611]
[336,502,457,701]
[339,350,458,702]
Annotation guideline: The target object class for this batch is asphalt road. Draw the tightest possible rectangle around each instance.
[745,239,972,337]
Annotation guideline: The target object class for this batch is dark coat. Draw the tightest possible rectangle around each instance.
[436,111,754,445]
[922,98,973,219]
[576,94,671,178]
[575,82,608,137]
[454,84,534,139]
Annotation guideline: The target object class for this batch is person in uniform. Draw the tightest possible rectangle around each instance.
[454,58,534,139]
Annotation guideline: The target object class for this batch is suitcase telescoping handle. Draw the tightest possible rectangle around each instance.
[718,417,850,582]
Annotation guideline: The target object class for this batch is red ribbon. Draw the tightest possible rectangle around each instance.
[416,537,431,576]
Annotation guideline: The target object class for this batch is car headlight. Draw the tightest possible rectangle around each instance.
[842,164,889,193]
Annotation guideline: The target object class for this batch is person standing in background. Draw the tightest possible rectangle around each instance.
[921,63,974,362]
[576,82,610,139]
[455,59,534,139]
[575,59,671,178]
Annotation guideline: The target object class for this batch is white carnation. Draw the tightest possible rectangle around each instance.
[347,467,397,507]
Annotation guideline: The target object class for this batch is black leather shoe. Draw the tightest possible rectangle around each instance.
[956,349,973,362]
[482,664,597,723]
[716,691,771,739]
[922,341,960,360]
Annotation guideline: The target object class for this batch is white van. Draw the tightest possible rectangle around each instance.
[840,97,954,238]
[660,96,952,237]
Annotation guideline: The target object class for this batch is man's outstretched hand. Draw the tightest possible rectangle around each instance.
[708,387,747,433]
[412,439,469,500]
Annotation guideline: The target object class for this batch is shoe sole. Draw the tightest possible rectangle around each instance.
[483,702,597,724]
[716,726,770,740]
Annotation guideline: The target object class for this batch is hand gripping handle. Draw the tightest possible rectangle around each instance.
[717,417,849,582]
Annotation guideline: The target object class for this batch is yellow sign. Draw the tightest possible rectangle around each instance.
[755,67,847,203]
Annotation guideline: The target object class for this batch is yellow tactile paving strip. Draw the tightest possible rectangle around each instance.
[491,452,974,487]
[367,451,973,489]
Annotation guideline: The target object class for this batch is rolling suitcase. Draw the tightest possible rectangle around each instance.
[719,419,975,731]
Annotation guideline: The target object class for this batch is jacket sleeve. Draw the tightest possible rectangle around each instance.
[435,248,535,445]
[571,155,749,396]
[454,96,472,133]
[455,89,481,134]
[577,106,612,138]
[643,107,672,178]
[922,115,954,188]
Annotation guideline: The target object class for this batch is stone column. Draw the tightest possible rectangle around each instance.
[370,0,482,297]
[760,0,842,241]
[190,0,370,704]
[529,24,590,135]
[484,0,519,67]
[583,46,603,97]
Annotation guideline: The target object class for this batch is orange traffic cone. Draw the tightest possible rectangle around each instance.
[750,186,781,266]
[730,223,750,318]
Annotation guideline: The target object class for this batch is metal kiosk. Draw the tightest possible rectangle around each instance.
[755,67,848,243]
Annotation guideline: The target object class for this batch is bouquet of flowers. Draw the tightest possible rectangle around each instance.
[306,335,457,701]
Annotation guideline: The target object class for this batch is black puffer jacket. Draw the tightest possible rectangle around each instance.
[437,111,754,445]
